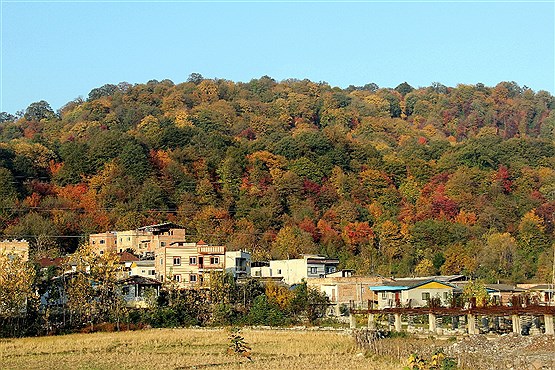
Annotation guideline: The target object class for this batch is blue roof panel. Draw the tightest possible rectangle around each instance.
[369,286,408,291]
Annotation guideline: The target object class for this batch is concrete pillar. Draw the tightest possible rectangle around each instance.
[350,313,357,329]
[394,313,402,332]
[367,314,376,330]
[467,314,477,335]
[334,303,340,316]
[512,315,521,335]
[428,313,437,333]
[544,314,554,335]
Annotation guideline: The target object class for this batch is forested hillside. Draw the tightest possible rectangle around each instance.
[1,76,554,283]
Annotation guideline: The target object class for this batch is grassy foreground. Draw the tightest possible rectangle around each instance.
[0,328,401,370]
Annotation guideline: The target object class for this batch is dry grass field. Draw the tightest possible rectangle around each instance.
[0,328,401,370]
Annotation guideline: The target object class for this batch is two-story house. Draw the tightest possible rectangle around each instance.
[254,255,339,285]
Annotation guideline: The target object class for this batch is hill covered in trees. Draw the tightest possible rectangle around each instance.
[1,76,554,283]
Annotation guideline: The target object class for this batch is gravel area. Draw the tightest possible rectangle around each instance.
[446,334,555,370]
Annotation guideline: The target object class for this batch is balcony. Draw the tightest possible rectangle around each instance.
[197,245,225,254]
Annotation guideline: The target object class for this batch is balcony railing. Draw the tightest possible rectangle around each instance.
[197,245,225,254]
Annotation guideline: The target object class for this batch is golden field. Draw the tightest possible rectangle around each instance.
[0,328,401,370]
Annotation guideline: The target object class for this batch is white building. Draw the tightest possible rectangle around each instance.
[225,250,251,279]
[252,255,339,285]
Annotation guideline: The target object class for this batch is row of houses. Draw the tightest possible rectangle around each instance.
[2,222,555,311]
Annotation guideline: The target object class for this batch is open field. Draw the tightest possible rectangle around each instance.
[0,328,401,370]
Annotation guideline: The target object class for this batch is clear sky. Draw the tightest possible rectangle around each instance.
[1,1,554,114]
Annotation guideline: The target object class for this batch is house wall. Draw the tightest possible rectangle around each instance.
[403,282,453,307]
[225,251,251,278]
[155,242,225,287]
[117,230,149,254]
[130,261,156,278]
[270,259,307,285]
[251,266,272,278]
[149,229,187,252]
[89,232,117,255]
[308,277,385,307]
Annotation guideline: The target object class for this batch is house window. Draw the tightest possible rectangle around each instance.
[189,256,197,265]
[443,292,449,300]
[255,271,261,277]
[161,242,166,247]
[173,274,181,282]
[173,257,181,266]
[277,269,282,274]
[159,258,163,265]
[149,270,155,276]
[100,240,105,244]
[422,292,431,301]
[190,274,197,282]
[99,250,104,255]
[92,241,95,244]
[210,257,219,265]
[381,292,387,299]
[127,237,131,241]
[120,238,123,243]
[309,267,318,274]
[122,287,130,296]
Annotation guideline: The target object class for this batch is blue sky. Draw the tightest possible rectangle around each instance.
[1,1,554,114]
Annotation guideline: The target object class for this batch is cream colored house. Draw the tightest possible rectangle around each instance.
[155,240,225,288]
[370,279,459,309]
[116,229,149,254]
[129,260,156,279]
[255,255,340,285]
[0,239,30,262]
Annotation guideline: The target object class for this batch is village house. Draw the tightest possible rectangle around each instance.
[0,239,30,261]
[128,259,156,279]
[136,222,187,255]
[518,283,555,305]
[225,250,251,279]
[370,279,460,309]
[154,240,225,287]
[116,229,149,254]
[251,255,339,285]
[307,273,392,314]
[89,231,118,255]
[118,275,161,308]
[89,222,187,257]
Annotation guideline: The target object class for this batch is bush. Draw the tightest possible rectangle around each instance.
[245,295,288,326]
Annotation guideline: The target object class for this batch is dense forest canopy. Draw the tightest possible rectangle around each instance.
[1,76,554,283]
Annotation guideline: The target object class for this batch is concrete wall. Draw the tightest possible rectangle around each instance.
[270,259,307,285]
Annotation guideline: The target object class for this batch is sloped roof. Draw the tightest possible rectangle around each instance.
[38,257,64,268]
[118,251,140,262]
[118,275,161,286]
[370,279,460,291]
[137,222,186,231]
